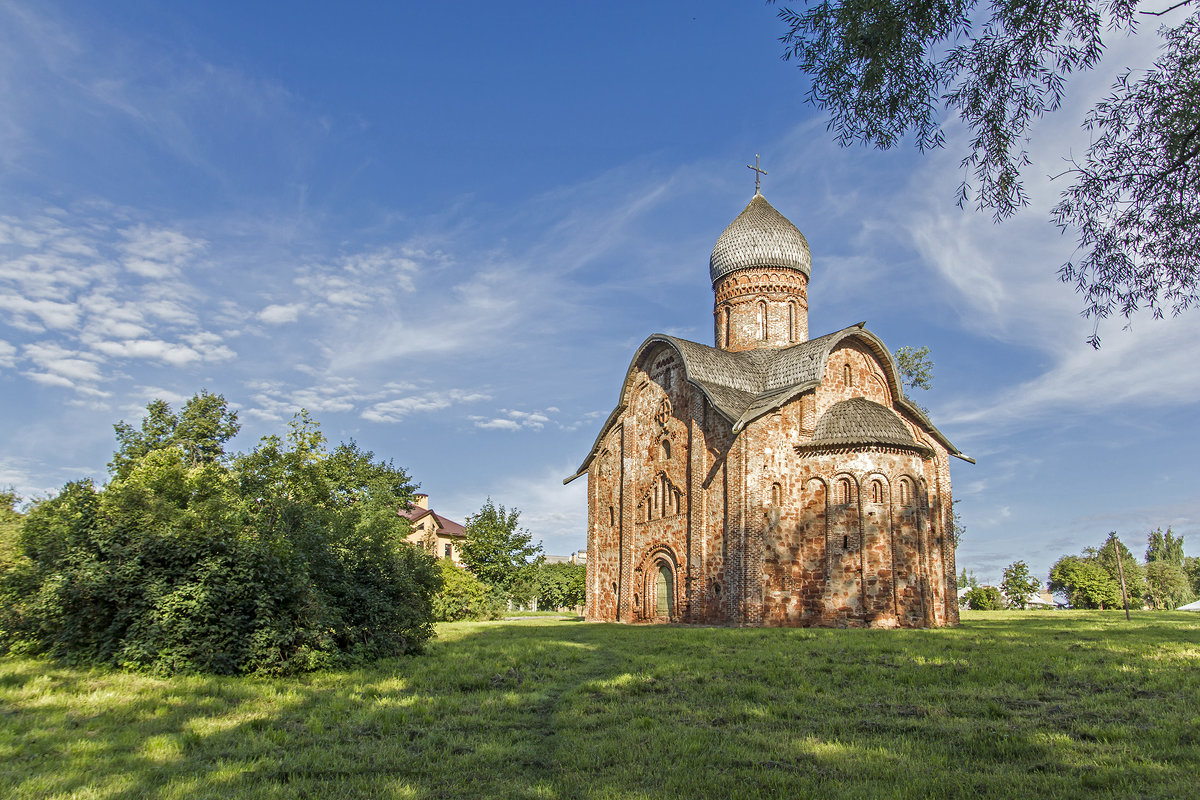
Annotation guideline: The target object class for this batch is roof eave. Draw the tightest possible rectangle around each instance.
[564,334,747,484]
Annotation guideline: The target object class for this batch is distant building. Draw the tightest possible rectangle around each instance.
[567,186,970,628]
[544,551,587,566]
[1028,590,1058,608]
[400,493,466,566]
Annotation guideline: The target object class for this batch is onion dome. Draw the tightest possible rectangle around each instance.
[709,192,811,284]
[811,398,916,449]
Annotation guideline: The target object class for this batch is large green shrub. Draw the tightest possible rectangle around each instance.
[0,395,440,675]
[431,559,505,621]
[963,586,1004,611]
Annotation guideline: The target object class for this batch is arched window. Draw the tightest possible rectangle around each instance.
[837,477,853,505]
[843,363,853,387]
[661,439,671,460]
[871,480,883,504]
[771,482,782,506]
[757,300,767,340]
[788,301,797,343]
[722,306,730,348]
[899,478,913,506]
[608,506,614,526]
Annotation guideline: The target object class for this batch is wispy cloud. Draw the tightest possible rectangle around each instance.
[257,303,302,324]
[0,209,235,395]
[472,408,552,431]
[239,377,492,425]
[119,225,206,279]
[361,389,491,424]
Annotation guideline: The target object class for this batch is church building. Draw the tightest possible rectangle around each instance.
[565,180,971,628]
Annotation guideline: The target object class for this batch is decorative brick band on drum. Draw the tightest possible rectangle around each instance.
[566,189,971,628]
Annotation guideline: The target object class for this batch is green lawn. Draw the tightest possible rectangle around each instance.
[3,611,1198,799]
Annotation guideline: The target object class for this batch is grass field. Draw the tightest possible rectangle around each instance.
[3,611,1198,799]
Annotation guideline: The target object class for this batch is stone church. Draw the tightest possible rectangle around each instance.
[565,185,971,628]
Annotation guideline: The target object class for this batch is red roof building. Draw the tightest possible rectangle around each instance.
[400,493,467,566]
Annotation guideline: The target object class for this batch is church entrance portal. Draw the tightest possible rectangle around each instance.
[656,563,673,618]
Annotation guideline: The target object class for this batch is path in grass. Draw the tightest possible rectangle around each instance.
[2,612,1199,799]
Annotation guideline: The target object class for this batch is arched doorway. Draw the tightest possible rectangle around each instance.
[656,563,674,618]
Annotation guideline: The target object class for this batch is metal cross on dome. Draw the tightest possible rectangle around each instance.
[747,154,767,193]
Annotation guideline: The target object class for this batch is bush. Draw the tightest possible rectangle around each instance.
[432,559,506,621]
[0,396,440,675]
[964,586,1004,611]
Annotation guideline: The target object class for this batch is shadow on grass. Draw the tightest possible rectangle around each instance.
[2,612,1199,799]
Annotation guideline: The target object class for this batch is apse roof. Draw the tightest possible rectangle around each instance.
[809,397,921,450]
[709,192,811,283]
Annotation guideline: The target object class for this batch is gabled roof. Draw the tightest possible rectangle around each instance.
[399,506,467,538]
[564,323,970,484]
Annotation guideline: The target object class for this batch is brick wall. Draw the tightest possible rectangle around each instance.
[584,338,958,629]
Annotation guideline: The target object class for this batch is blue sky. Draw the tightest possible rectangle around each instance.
[1,1,1196,585]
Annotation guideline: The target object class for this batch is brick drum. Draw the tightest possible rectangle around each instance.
[566,190,971,628]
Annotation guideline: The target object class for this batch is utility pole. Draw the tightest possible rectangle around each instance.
[1110,532,1131,621]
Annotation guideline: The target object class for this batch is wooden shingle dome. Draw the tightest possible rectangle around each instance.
[709,191,811,283]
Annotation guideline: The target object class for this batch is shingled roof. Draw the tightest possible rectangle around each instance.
[797,397,932,457]
[565,323,969,483]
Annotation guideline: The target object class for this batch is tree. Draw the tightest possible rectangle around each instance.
[110,390,239,479]
[534,562,587,611]
[1185,556,1200,597]
[957,567,980,589]
[0,491,21,561]
[948,498,966,546]
[774,1,1200,345]
[1144,561,1195,609]
[1146,526,1186,566]
[460,499,543,595]
[1094,534,1145,604]
[1001,560,1042,608]
[1049,554,1122,608]
[895,345,934,393]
